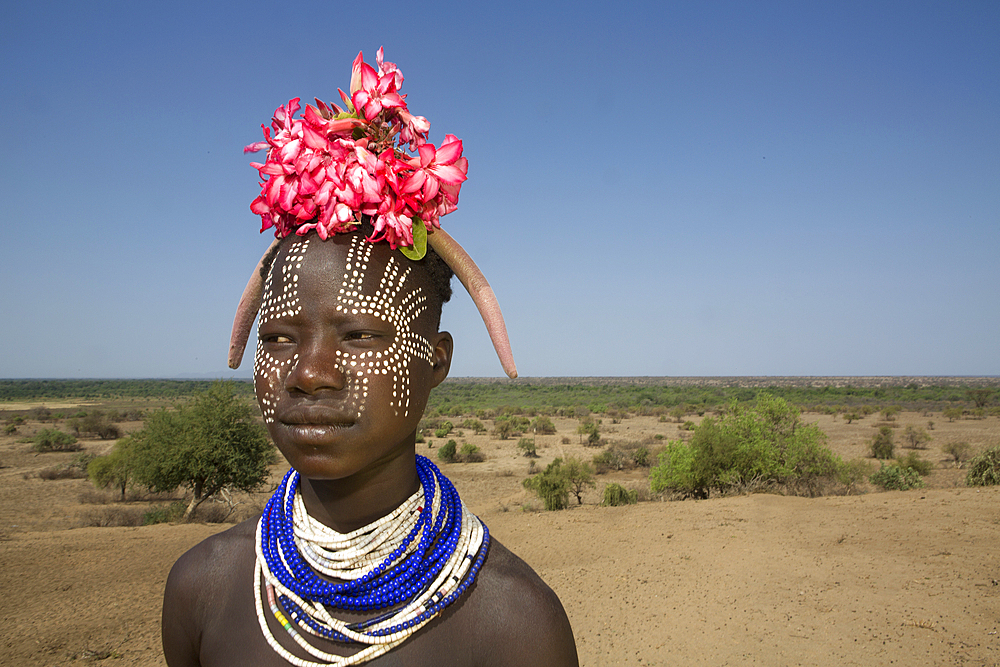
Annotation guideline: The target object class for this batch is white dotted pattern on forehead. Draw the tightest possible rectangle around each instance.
[335,236,434,417]
[253,236,434,424]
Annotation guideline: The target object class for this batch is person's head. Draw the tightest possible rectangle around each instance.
[253,228,453,480]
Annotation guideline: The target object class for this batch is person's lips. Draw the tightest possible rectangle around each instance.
[276,405,356,444]
[279,405,356,427]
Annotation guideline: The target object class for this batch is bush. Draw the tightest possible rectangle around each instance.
[591,448,628,473]
[895,451,933,477]
[517,438,537,458]
[649,441,703,498]
[943,407,963,422]
[966,446,1000,487]
[838,459,875,495]
[69,411,122,439]
[530,416,556,435]
[434,421,454,438]
[648,394,845,498]
[141,501,187,525]
[522,459,570,510]
[459,443,485,463]
[901,425,931,450]
[438,439,457,463]
[493,418,514,440]
[32,428,80,452]
[631,446,650,468]
[942,441,972,465]
[460,418,486,434]
[601,483,638,506]
[79,506,146,528]
[870,464,924,491]
[870,426,895,459]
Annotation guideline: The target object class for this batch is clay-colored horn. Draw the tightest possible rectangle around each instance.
[227,231,517,379]
[228,239,281,369]
[428,228,517,379]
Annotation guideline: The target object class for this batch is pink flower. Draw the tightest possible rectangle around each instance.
[246,49,466,248]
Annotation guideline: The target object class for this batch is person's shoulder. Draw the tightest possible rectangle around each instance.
[465,538,579,667]
[162,518,259,666]
[166,518,257,596]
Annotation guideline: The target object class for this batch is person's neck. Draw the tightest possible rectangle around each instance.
[297,451,421,534]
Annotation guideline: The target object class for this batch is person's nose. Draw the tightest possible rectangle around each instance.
[284,339,346,394]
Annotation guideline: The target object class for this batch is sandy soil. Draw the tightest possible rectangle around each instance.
[1,411,998,666]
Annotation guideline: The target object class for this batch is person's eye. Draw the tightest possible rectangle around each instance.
[262,334,294,344]
[346,331,379,341]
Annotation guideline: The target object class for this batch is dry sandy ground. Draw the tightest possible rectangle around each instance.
[1,411,998,666]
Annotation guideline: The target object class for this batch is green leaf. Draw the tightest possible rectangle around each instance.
[399,218,427,260]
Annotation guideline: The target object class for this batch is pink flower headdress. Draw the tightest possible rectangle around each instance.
[229,48,516,378]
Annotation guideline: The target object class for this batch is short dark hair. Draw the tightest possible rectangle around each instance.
[259,221,454,326]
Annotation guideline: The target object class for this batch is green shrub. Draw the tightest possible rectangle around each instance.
[32,428,80,452]
[591,448,628,473]
[517,438,537,458]
[870,464,924,491]
[530,416,556,434]
[437,439,457,463]
[601,483,637,506]
[434,421,454,438]
[896,451,933,477]
[649,394,844,498]
[460,418,486,434]
[459,443,485,463]
[649,441,703,498]
[942,441,972,465]
[838,459,875,494]
[523,459,570,510]
[141,501,186,525]
[870,426,895,459]
[3,423,17,435]
[631,446,650,468]
[966,446,1000,487]
[493,417,514,440]
[901,425,931,450]
[943,407,963,422]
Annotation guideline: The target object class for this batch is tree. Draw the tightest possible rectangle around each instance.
[128,381,272,520]
[901,425,931,450]
[943,407,963,422]
[562,457,595,504]
[88,435,135,500]
[966,389,994,409]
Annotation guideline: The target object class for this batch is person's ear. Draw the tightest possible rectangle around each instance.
[429,331,453,387]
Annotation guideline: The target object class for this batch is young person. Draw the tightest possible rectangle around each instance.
[161,50,578,667]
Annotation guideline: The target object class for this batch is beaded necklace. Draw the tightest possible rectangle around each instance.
[255,455,490,666]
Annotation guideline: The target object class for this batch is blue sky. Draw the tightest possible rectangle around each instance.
[1,0,997,379]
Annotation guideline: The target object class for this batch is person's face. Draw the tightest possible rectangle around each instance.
[253,233,452,480]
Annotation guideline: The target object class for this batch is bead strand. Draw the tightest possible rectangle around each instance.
[254,456,490,665]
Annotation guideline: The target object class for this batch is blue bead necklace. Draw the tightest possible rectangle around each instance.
[254,455,490,666]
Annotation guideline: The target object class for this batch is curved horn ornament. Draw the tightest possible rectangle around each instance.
[427,228,517,379]
[228,239,280,369]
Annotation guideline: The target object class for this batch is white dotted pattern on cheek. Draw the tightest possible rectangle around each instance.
[336,237,435,418]
[254,239,310,425]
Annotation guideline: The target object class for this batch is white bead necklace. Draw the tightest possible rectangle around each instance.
[254,461,488,666]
